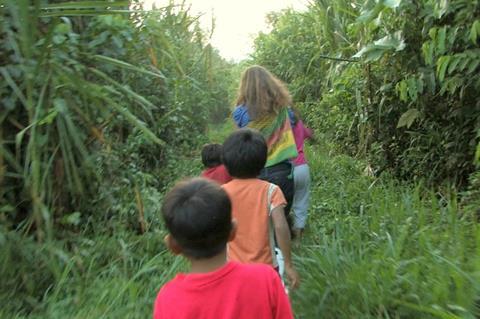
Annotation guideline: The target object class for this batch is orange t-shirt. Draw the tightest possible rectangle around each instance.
[222,179,287,266]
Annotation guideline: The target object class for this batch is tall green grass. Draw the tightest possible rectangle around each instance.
[292,142,480,318]
[3,124,478,318]
[0,150,199,317]
[1,230,188,319]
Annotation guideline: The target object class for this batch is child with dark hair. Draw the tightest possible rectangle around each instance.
[200,143,232,184]
[222,129,300,289]
[153,178,294,319]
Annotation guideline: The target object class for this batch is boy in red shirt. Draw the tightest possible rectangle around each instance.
[153,178,293,319]
[200,143,232,184]
[222,129,300,289]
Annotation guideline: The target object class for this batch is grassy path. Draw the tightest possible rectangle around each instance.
[5,124,479,319]
[210,123,479,318]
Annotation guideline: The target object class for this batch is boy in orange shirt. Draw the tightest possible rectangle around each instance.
[222,129,300,289]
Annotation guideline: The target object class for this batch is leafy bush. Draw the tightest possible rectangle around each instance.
[0,1,232,313]
[252,0,480,187]
[0,1,233,237]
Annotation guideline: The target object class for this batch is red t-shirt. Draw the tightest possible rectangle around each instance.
[201,165,232,184]
[153,261,293,319]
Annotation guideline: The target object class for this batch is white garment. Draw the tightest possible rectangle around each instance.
[292,164,311,229]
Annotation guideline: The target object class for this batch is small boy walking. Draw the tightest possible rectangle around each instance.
[153,178,293,319]
[222,129,300,289]
[200,143,232,184]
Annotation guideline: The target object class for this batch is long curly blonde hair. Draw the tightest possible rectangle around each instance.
[235,65,292,120]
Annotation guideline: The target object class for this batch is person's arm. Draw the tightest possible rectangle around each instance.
[305,127,313,140]
[271,206,300,289]
[297,120,312,139]
[299,120,316,144]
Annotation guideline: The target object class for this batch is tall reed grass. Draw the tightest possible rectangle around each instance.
[292,143,479,318]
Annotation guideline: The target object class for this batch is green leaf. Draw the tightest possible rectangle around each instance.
[396,80,408,102]
[365,49,386,62]
[61,212,82,226]
[89,68,165,146]
[88,31,109,48]
[440,76,462,95]
[407,77,418,101]
[39,10,133,18]
[471,20,480,44]
[0,67,28,108]
[397,109,421,128]
[467,59,479,74]
[436,56,451,81]
[475,141,480,166]
[416,77,424,95]
[422,42,434,65]
[52,34,66,44]
[458,56,470,71]
[384,0,402,9]
[374,31,406,51]
[422,69,436,94]
[356,3,384,24]
[38,109,59,125]
[41,1,130,10]
[447,56,461,75]
[89,67,158,116]
[54,98,68,113]
[434,0,449,19]
[0,145,22,173]
[396,300,462,319]
[54,22,71,34]
[353,31,405,61]
[437,26,446,55]
[93,55,166,80]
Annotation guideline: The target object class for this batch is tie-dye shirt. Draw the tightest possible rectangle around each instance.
[232,105,298,167]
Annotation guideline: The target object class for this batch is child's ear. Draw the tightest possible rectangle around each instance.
[165,234,182,255]
[228,219,237,242]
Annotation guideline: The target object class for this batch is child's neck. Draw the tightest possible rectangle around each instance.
[189,249,227,274]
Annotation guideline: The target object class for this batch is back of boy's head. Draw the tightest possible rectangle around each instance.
[201,143,223,168]
[161,178,232,259]
[222,129,267,178]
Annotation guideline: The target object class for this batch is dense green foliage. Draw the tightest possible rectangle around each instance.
[253,0,480,187]
[3,122,478,318]
[1,0,232,313]
[0,1,232,234]
[2,1,479,318]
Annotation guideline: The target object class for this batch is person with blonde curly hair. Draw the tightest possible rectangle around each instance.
[232,66,298,230]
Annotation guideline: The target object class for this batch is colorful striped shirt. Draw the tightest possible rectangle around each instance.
[232,106,298,167]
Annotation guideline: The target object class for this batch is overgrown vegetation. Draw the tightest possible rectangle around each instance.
[293,143,479,318]
[1,1,479,318]
[1,0,232,314]
[252,3,480,314]
[253,0,480,187]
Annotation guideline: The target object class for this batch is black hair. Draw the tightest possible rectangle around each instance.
[222,129,267,178]
[161,178,232,259]
[201,143,223,168]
